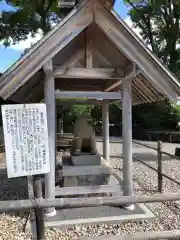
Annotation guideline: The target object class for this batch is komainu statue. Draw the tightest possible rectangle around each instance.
[69,114,110,189]
[71,114,97,156]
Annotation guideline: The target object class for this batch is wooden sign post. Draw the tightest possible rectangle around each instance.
[1,103,50,178]
[1,103,50,240]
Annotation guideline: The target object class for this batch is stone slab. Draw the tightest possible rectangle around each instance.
[63,176,78,187]
[45,203,155,229]
[72,154,101,166]
[71,154,108,186]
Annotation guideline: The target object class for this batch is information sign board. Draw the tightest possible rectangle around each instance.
[1,104,50,178]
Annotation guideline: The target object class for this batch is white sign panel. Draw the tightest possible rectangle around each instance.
[1,104,50,178]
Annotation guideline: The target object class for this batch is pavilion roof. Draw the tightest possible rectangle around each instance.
[0,0,180,105]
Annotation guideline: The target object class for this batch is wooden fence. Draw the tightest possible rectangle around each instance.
[132,140,180,192]
[2,187,180,240]
[1,140,180,239]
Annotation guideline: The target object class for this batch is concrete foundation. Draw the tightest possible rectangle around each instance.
[72,154,101,166]
[45,203,155,229]
[71,154,110,187]
[63,176,78,187]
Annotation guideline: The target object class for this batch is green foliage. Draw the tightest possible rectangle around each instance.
[61,104,94,133]
[1,0,180,133]
[122,0,180,131]
[124,0,180,76]
[0,0,72,46]
[69,105,93,117]
[168,101,180,125]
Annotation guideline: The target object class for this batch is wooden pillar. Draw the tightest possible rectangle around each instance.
[43,60,56,217]
[102,101,109,161]
[122,78,134,210]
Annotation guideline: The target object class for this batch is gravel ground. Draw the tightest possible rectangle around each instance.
[0,140,180,239]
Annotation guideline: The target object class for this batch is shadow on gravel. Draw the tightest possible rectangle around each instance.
[0,168,28,217]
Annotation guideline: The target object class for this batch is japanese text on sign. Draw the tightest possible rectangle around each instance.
[1,104,50,178]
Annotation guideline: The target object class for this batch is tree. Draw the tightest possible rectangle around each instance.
[0,0,73,47]
[124,0,180,76]
[123,0,180,132]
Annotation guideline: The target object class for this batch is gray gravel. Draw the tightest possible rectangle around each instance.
[0,139,180,239]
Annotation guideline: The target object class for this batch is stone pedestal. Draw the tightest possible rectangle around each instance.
[72,154,110,186]
[72,154,101,166]
[63,176,78,187]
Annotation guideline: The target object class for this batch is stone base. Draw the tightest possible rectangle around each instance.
[72,154,101,166]
[76,174,110,187]
[64,176,78,187]
[72,154,109,186]
[45,203,155,229]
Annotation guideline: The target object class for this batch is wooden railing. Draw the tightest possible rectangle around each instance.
[1,139,180,239]
[132,140,180,192]
[2,184,180,240]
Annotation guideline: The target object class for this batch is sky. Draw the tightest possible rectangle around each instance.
[0,0,131,73]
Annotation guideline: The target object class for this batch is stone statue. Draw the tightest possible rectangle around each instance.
[71,114,97,156]
[68,113,110,190]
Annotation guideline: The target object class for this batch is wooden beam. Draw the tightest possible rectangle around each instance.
[56,99,105,105]
[85,28,93,68]
[56,86,102,91]
[54,90,122,99]
[94,49,113,68]
[105,80,122,92]
[57,49,85,69]
[54,67,121,79]
[104,66,141,92]
[43,61,54,77]
[58,0,75,8]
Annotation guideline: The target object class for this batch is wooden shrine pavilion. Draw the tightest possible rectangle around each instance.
[0,0,180,226]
